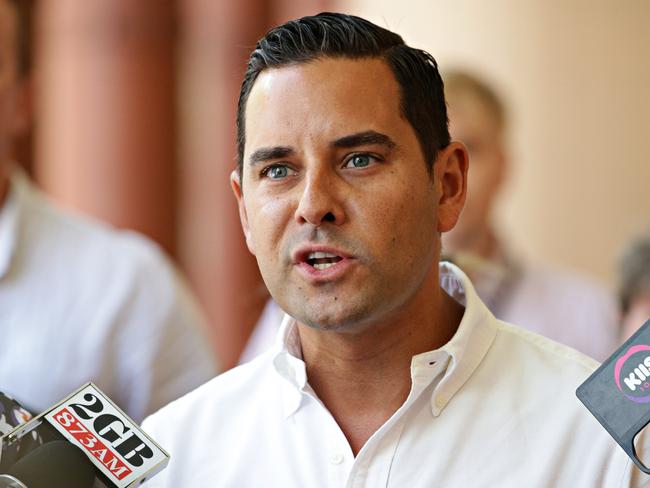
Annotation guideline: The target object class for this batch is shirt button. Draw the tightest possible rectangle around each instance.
[330,453,344,465]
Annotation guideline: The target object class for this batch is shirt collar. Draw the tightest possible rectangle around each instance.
[272,316,308,418]
[271,262,497,418]
[431,262,497,416]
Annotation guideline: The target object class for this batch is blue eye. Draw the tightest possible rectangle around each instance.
[346,154,372,168]
[264,165,290,179]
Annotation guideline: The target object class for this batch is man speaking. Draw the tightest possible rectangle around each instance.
[143,13,642,487]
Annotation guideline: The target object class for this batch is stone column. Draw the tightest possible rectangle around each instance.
[34,0,177,255]
[176,0,269,369]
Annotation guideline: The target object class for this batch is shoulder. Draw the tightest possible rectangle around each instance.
[484,318,601,419]
[469,317,603,416]
[481,321,639,485]
[15,179,209,354]
[493,319,599,375]
[18,182,179,288]
[140,352,291,486]
[30,193,167,265]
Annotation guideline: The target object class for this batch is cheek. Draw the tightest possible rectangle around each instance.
[359,177,437,261]
[247,195,294,256]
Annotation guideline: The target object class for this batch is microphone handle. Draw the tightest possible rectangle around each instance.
[0,474,27,488]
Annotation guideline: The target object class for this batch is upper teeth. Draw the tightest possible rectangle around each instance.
[308,251,338,259]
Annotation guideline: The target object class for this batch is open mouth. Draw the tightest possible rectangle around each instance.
[306,251,343,270]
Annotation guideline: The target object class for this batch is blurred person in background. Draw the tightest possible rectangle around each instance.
[442,69,619,361]
[0,0,216,422]
[618,231,650,341]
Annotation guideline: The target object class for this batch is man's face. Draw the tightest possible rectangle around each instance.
[443,92,506,251]
[232,57,463,331]
[0,0,25,172]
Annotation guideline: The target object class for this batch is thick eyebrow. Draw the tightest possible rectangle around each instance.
[247,131,395,167]
[248,146,294,167]
[331,131,397,151]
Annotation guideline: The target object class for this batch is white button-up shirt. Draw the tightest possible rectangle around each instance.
[0,169,217,422]
[143,264,645,487]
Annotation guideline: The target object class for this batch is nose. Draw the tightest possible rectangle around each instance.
[294,170,346,227]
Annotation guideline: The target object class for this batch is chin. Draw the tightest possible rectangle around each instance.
[292,306,350,331]
[290,299,381,333]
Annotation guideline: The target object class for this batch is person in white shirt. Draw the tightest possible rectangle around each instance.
[0,0,217,422]
[143,12,645,487]
[440,69,619,361]
[240,70,620,365]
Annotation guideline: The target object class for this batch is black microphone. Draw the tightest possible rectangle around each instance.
[0,440,95,488]
[577,317,650,474]
[1,383,169,487]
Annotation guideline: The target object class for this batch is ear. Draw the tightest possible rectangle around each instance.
[230,170,256,255]
[434,141,469,233]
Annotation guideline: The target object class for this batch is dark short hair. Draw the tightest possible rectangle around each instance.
[6,0,31,77]
[236,12,450,177]
[618,232,650,314]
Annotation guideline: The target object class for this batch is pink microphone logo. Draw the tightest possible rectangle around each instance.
[615,345,650,403]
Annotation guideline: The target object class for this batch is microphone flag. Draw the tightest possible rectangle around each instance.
[0,383,169,488]
[577,318,650,474]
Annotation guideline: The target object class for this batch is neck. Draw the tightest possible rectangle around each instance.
[297,266,464,455]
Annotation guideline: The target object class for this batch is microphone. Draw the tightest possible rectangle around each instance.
[0,392,44,472]
[0,440,95,488]
[577,318,650,474]
[1,383,169,487]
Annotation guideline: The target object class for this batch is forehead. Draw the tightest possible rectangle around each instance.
[243,57,407,159]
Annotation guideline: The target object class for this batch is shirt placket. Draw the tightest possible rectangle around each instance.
[347,418,407,488]
[325,418,354,488]
[345,355,449,488]
[300,385,355,488]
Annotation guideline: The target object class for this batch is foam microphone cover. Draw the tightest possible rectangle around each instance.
[7,440,95,488]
